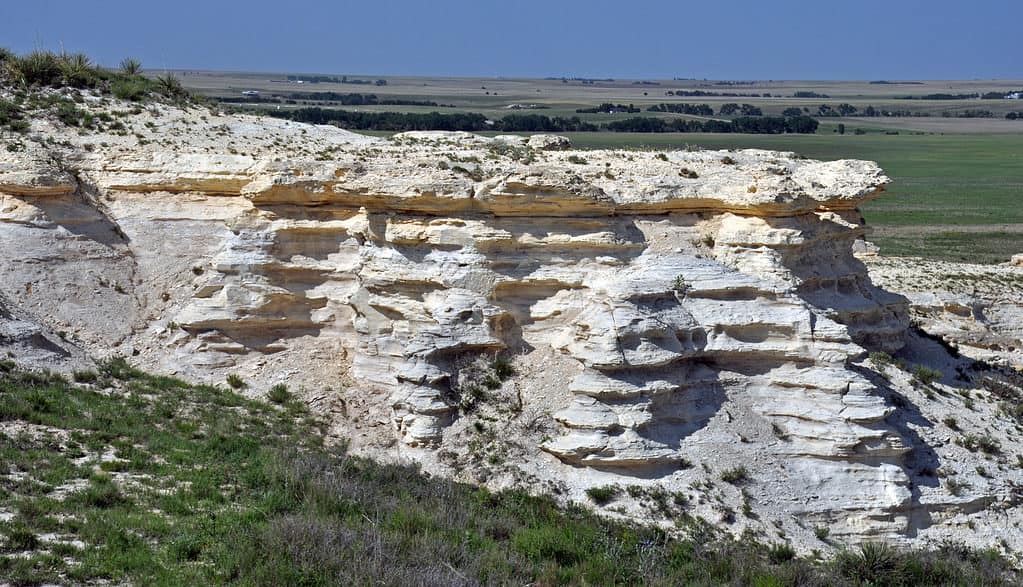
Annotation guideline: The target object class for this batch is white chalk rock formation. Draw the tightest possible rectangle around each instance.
[0,102,941,544]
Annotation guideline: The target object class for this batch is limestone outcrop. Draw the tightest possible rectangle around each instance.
[9,97,1023,551]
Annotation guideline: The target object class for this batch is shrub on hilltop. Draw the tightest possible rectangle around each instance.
[0,48,192,105]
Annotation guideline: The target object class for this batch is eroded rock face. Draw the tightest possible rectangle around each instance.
[867,256,1023,369]
[0,104,932,544]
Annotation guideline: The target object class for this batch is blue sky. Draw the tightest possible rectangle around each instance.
[2,0,1019,80]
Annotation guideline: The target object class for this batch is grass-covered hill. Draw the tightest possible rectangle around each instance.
[0,360,1017,586]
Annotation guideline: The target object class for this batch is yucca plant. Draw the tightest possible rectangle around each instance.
[119,57,142,76]
[13,50,62,86]
[154,73,184,97]
[58,52,97,88]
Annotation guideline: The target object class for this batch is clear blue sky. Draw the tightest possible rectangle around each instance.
[2,0,1019,80]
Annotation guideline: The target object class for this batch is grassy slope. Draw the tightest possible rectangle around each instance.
[0,360,1017,586]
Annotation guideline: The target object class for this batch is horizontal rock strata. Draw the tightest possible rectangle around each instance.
[0,106,923,541]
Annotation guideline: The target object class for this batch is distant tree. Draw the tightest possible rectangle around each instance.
[784,116,819,134]
[718,103,740,115]
[1007,112,1019,120]
[740,103,762,116]
[837,123,846,134]
[782,107,803,117]
[837,103,858,116]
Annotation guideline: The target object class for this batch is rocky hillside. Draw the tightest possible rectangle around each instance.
[2,90,1023,557]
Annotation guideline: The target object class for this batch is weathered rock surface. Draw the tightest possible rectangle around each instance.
[866,256,1023,370]
[5,96,1023,553]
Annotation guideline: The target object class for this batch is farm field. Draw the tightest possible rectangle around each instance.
[183,72,1023,263]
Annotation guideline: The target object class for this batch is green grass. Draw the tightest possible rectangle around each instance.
[1,362,1017,585]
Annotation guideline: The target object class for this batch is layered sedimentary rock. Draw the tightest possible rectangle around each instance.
[0,103,934,542]
[866,256,1023,369]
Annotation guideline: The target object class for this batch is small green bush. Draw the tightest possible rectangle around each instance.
[945,477,969,496]
[977,435,1001,454]
[767,542,796,564]
[112,78,149,101]
[836,542,900,583]
[55,101,90,127]
[226,374,247,390]
[72,370,99,384]
[491,357,514,380]
[869,351,892,369]
[4,526,40,551]
[75,476,128,509]
[268,383,291,404]
[720,466,749,484]
[0,98,29,133]
[957,433,1000,454]
[912,365,942,386]
[99,356,143,380]
[584,485,620,506]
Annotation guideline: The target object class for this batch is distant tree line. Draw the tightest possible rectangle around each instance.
[941,109,994,118]
[664,90,772,97]
[264,107,819,134]
[718,103,763,116]
[286,75,387,86]
[898,93,978,100]
[981,91,1022,99]
[545,77,615,84]
[793,91,830,99]
[215,92,451,108]
[815,103,859,117]
[646,103,715,116]
[286,92,444,107]
[266,108,491,131]
[496,114,599,132]
[575,103,640,114]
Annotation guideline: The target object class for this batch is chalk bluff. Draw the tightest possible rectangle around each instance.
[6,102,1020,550]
